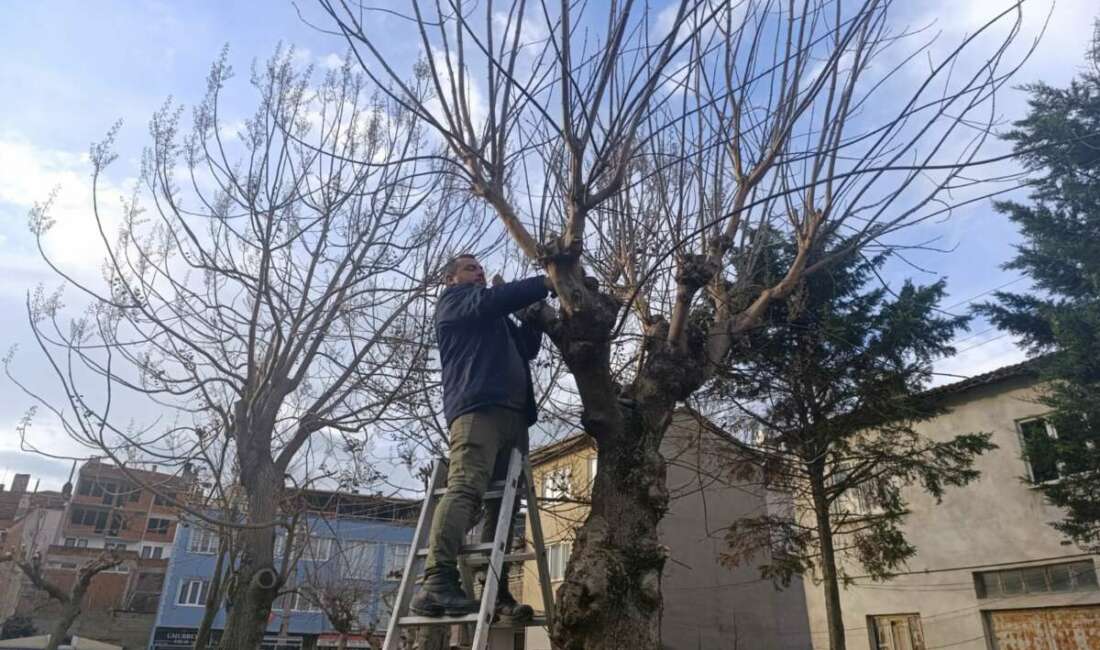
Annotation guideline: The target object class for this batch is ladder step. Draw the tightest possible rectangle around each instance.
[397,614,548,628]
[465,551,535,566]
[399,613,482,626]
[416,542,495,557]
[431,487,506,499]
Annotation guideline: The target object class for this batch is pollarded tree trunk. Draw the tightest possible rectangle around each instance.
[547,295,691,650]
[45,600,82,650]
[810,468,847,650]
[551,413,672,649]
[217,446,282,650]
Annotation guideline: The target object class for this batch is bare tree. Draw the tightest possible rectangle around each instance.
[7,46,487,649]
[0,547,122,650]
[316,1,1030,647]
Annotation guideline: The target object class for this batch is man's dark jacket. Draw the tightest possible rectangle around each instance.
[435,276,549,427]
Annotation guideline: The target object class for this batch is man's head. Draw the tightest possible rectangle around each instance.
[444,254,486,287]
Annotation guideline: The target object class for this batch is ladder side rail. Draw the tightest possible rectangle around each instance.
[382,459,448,650]
[469,447,524,650]
[523,458,556,630]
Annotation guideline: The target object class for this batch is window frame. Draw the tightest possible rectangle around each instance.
[1016,415,1062,484]
[385,544,410,580]
[146,517,171,535]
[542,467,572,501]
[177,578,209,606]
[547,541,573,582]
[869,614,925,650]
[188,527,219,555]
[974,560,1099,599]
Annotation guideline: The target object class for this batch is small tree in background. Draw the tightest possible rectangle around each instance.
[710,250,994,650]
[0,549,122,650]
[976,21,1100,552]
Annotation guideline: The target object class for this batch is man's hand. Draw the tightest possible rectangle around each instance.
[492,274,505,287]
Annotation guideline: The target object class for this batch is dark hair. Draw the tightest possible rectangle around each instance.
[444,254,478,281]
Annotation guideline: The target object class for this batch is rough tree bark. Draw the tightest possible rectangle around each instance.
[218,449,282,650]
[810,466,846,650]
[193,533,232,650]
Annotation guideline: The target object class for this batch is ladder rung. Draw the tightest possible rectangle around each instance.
[416,542,495,558]
[397,614,548,628]
[399,613,482,626]
[431,487,506,499]
[465,551,535,566]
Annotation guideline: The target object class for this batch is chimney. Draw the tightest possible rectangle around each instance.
[11,474,30,494]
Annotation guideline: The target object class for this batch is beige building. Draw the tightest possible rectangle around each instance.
[520,410,812,650]
[799,361,1100,650]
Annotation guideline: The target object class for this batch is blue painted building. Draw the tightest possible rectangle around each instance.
[149,492,418,650]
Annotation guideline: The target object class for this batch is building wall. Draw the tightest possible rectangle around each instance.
[522,412,812,650]
[0,506,64,619]
[62,462,187,555]
[151,513,415,648]
[799,377,1100,650]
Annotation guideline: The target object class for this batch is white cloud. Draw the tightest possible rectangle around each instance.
[320,52,345,70]
[0,135,132,277]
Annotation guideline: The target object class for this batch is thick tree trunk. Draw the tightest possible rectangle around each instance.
[45,600,81,650]
[217,454,282,650]
[550,399,673,650]
[810,472,846,650]
[193,541,229,650]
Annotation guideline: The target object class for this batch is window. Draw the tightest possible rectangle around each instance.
[548,541,572,581]
[141,545,164,559]
[189,528,219,555]
[542,468,572,500]
[48,561,78,570]
[147,518,171,535]
[1019,417,1061,483]
[153,492,175,506]
[105,542,128,551]
[341,541,379,578]
[291,589,321,612]
[871,614,925,650]
[305,537,332,562]
[63,537,88,548]
[385,544,409,580]
[70,507,123,534]
[975,561,1098,598]
[177,579,209,606]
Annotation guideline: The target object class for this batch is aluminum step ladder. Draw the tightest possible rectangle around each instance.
[383,447,556,650]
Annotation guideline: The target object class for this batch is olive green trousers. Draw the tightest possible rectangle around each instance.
[424,406,526,582]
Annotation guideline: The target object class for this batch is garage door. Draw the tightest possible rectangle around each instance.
[989,606,1100,650]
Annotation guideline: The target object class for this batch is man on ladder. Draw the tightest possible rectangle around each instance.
[410,254,551,622]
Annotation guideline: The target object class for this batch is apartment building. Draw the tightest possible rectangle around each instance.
[149,490,419,650]
[799,361,1100,650]
[0,460,194,649]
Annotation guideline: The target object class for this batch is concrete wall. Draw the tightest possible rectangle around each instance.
[799,376,1100,650]
[522,412,812,650]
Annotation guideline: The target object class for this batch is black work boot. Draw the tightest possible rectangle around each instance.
[494,589,534,624]
[410,568,479,617]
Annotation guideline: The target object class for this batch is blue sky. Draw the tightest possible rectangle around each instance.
[0,0,1095,490]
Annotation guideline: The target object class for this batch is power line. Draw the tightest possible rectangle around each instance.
[943,277,1026,311]
[953,332,1011,355]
